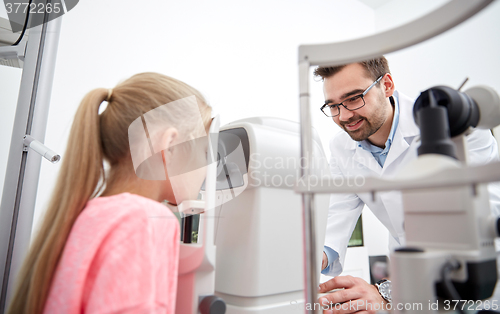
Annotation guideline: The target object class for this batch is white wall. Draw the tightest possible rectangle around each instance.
[31,0,375,230]
[384,0,500,99]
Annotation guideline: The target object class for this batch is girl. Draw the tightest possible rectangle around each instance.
[8,73,212,314]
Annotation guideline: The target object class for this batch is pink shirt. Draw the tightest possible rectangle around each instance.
[43,193,180,314]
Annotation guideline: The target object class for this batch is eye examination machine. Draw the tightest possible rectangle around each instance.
[175,117,331,313]
[213,117,330,313]
[389,83,500,312]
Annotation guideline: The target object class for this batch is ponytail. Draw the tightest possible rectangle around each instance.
[7,88,108,314]
[8,72,212,314]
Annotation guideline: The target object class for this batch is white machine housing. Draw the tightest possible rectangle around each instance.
[212,117,330,313]
[389,86,500,313]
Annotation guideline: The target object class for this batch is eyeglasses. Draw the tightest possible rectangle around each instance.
[320,75,384,117]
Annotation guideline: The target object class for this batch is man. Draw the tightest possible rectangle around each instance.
[315,57,500,313]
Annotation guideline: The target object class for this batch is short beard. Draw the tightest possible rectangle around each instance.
[341,115,382,142]
[341,96,388,142]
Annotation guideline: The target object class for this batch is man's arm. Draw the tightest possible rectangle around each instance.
[320,188,385,313]
[318,136,380,312]
[321,159,365,277]
[321,246,339,274]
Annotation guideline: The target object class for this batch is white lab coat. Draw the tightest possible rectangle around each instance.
[323,90,500,277]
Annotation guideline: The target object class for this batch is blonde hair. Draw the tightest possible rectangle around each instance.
[7,73,211,314]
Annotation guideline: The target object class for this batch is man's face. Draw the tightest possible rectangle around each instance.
[323,63,390,142]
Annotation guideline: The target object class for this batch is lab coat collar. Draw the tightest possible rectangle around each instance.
[382,91,420,170]
[394,91,420,140]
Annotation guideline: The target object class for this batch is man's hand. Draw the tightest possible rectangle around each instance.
[318,276,388,314]
[322,252,328,270]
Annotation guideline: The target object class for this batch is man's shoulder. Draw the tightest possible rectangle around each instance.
[395,90,414,103]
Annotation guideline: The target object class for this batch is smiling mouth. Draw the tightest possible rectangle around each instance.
[344,119,364,131]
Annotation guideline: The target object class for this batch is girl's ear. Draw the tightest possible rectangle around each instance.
[162,127,179,162]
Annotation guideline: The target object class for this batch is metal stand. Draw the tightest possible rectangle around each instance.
[0,5,62,313]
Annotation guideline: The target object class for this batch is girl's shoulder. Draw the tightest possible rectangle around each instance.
[82,193,172,224]
[69,193,178,251]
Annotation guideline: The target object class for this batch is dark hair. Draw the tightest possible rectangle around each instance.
[313,56,390,81]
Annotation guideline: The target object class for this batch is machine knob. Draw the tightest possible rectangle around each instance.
[199,295,226,314]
